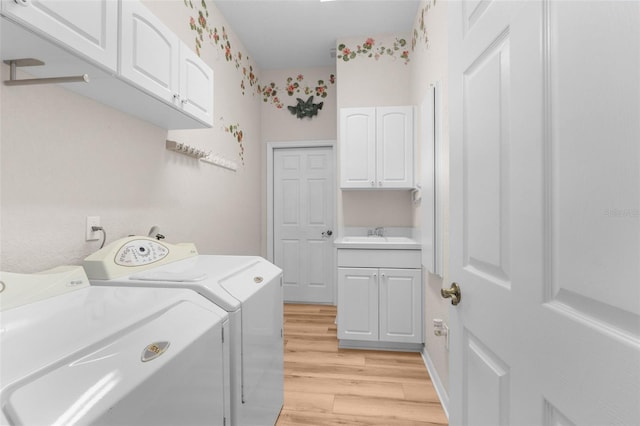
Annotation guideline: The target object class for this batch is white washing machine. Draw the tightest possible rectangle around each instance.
[84,236,284,426]
[0,265,230,426]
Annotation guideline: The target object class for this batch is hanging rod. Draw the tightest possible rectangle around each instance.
[3,58,89,86]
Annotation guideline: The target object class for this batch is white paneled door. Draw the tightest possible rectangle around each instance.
[274,147,334,303]
[448,1,639,425]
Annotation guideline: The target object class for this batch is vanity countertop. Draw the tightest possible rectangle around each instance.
[334,236,421,250]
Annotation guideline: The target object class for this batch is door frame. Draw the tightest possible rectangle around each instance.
[266,140,337,287]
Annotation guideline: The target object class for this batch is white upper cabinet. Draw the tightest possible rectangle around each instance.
[179,44,214,125]
[120,0,179,104]
[376,107,414,188]
[0,0,213,129]
[120,0,213,126]
[340,106,414,189]
[340,107,376,188]
[1,0,118,72]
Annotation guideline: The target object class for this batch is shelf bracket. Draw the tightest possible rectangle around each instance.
[3,58,89,86]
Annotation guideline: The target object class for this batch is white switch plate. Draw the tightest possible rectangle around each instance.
[86,216,101,241]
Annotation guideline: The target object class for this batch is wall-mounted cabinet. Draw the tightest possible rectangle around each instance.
[1,0,118,72]
[0,0,213,129]
[340,106,414,189]
[120,1,213,125]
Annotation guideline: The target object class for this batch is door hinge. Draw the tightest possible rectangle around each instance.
[221,328,225,343]
[281,328,284,338]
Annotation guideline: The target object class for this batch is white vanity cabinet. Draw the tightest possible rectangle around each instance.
[1,0,118,72]
[120,0,214,125]
[340,106,414,189]
[337,249,422,349]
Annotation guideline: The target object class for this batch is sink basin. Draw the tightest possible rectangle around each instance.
[340,236,386,243]
[335,236,420,249]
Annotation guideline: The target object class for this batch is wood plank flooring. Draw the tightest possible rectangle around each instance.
[277,304,448,425]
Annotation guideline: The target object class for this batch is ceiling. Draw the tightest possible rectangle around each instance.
[213,0,421,70]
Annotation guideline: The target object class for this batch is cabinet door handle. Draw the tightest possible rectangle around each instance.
[370,180,375,187]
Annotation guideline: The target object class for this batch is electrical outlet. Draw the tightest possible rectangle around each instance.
[86,216,101,241]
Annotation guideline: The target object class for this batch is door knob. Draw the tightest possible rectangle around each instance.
[321,230,333,237]
[441,283,461,306]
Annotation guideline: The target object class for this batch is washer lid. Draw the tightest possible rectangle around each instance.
[0,283,227,412]
[130,270,208,282]
[217,257,283,302]
[2,298,224,425]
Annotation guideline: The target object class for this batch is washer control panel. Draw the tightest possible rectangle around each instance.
[84,236,198,280]
[115,239,169,267]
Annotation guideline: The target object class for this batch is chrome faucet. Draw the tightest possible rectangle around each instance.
[368,227,385,237]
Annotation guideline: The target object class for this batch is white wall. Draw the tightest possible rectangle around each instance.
[335,33,414,234]
[0,0,263,272]
[410,0,451,400]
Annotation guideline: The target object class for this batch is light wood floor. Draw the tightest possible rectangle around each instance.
[276,304,448,426]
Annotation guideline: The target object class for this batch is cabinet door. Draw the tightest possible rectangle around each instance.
[376,106,414,188]
[1,0,117,71]
[120,0,179,105]
[337,268,378,341]
[340,108,376,189]
[179,43,214,125]
[379,268,422,343]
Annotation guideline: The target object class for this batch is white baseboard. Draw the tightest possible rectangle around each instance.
[421,348,450,420]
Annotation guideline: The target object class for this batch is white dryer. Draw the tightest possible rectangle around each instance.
[0,266,230,426]
[84,236,284,426]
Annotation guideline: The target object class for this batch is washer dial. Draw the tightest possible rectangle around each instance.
[115,240,169,267]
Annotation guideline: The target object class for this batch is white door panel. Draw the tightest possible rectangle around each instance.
[449,1,640,425]
[337,268,378,341]
[379,268,421,343]
[274,147,334,303]
[179,45,214,124]
[340,108,376,188]
[1,0,118,71]
[377,106,414,188]
[120,0,179,104]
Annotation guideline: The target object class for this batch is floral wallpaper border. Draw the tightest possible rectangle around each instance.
[260,74,335,109]
[184,0,438,165]
[337,37,410,64]
[220,119,245,165]
[411,0,437,51]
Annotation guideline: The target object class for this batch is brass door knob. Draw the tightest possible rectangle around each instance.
[441,283,461,306]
